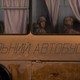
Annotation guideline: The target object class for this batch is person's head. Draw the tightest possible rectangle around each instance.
[38,16,46,28]
[64,16,74,28]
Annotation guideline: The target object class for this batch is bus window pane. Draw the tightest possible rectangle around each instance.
[32,0,80,35]
[0,0,29,35]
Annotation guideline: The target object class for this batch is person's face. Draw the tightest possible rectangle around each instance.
[65,17,73,28]
[40,21,46,28]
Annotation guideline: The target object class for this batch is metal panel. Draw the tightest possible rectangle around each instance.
[32,62,80,80]
[0,61,32,80]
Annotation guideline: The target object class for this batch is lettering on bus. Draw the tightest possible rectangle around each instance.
[0,42,80,55]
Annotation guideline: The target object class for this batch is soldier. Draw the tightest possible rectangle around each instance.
[64,16,80,34]
[35,16,47,34]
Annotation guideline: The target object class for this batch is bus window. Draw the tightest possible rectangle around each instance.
[0,0,29,35]
[32,0,80,35]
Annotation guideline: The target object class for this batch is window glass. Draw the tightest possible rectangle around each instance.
[32,0,80,35]
[0,0,29,35]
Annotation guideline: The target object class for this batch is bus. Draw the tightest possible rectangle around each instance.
[0,0,80,80]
